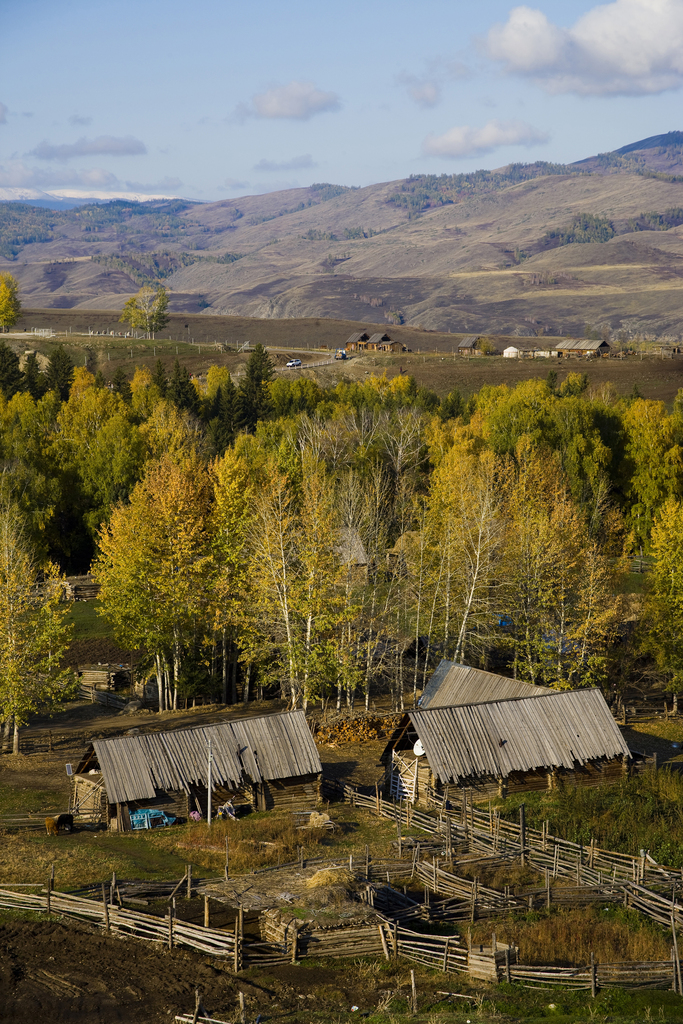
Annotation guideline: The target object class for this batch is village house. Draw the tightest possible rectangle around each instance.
[382,688,632,804]
[419,659,552,708]
[344,331,370,352]
[72,710,322,830]
[457,335,482,356]
[555,338,611,358]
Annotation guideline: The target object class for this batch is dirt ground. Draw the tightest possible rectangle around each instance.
[0,913,428,1024]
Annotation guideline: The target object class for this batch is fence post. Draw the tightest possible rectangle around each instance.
[393,921,398,959]
[590,952,597,997]
[410,969,417,1013]
[505,947,511,984]
[204,895,210,929]
[187,863,192,898]
[168,907,173,949]
[519,804,526,866]
[101,882,110,932]
[236,916,241,970]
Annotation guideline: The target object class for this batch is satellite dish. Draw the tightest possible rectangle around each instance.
[413,739,425,757]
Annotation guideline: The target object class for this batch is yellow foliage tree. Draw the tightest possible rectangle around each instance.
[0,506,73,753]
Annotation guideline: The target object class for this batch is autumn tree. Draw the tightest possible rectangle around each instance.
[0,274,21,333]
[119,285,170,339]
[641,497,683,706]
[0,506,73,753]
[94,455,213,709]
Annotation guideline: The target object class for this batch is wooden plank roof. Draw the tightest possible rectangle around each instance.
[457,335,480,349]
[419,660,552,708]
[368,332,391,345]
[92,711,321,805]
[345,331,370,346]
[555,339,610,351]
[400,689,629,784]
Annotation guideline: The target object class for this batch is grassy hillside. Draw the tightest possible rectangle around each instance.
[4,137,683,335]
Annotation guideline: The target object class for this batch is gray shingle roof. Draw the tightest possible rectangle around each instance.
[92,711,321,804]
[404,689,629,784]
[555,339,610,351]
[419,660,552,708]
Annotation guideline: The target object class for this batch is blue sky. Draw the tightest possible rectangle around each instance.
[2,0,683,200]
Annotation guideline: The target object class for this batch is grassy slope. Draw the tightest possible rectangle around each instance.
[6,169,683,334]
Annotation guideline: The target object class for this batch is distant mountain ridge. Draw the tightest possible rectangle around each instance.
[4,134,683,337]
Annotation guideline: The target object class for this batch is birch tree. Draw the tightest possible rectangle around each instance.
[0,506,72,753]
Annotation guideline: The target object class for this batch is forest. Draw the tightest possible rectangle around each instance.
[0,339,682,730]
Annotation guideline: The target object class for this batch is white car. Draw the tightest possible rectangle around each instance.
[286,358,302,368]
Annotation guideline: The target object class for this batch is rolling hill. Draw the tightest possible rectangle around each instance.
[4,134,683,336]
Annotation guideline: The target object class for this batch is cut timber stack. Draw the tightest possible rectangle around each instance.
[64,575,101,600]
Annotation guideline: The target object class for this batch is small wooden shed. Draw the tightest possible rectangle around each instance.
[419,660,552,708]
[382,688,631,804]
[73,710,322,830]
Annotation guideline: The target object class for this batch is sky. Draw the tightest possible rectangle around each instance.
[2,0,683,201]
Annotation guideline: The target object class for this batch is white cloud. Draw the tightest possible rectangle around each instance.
[398,74,441,108]
[30,135,146,161]
[247,81,340,120]
[397,58,470,108]
[486,0,683,96]
[0,103,7,124]
[253,154,316,172]
[423,118,549,158]
[0,161,120,188]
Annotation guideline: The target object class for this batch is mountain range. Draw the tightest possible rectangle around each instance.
[4,132,683,337]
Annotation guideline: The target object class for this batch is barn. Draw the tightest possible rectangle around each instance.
[382,688,631,804]
[72,711,322,830]
[555,339,611,358]
[419,660,552,708]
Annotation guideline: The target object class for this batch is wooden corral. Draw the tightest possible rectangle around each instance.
[382,689,632,803]
[73,710,322,829]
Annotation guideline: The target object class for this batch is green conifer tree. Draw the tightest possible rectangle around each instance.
[23,351,46,400]
[235,343,274,433]
[167,358,199,414]
[0,341,24,400]
[208,377,237,454]
[152,358,168,397]
[112,366,132,404]
[44,345,74,401]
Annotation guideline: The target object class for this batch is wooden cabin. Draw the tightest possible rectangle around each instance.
[72,710,322,830]
[366,332,391,351]
[382,688,631,804]
[335,526,369,581]
[419,660,552,708]
[457,335,482,356]
[555,339,611,358]
[345,331,370,352]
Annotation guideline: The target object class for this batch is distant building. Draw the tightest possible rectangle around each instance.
[503,343,558,359]
[457,335,482,356]
[344,331,370,352]
[366,332,392,351]
[555,339,611,358]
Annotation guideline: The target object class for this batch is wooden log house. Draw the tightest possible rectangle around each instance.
[419,660,553,708]
[72,710,322,830]
[382,688,632,804]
